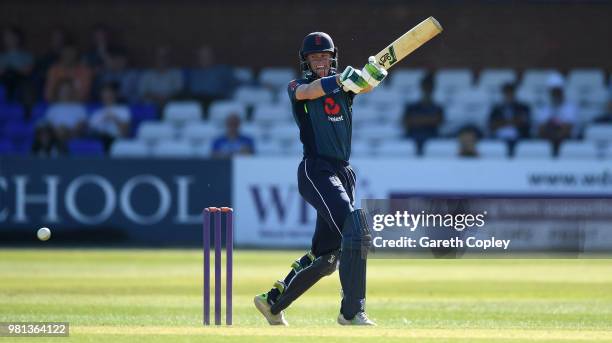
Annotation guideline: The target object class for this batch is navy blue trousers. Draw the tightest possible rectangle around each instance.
[297,157,356,257]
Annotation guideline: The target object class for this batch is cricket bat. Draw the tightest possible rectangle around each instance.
[374,16,443,70]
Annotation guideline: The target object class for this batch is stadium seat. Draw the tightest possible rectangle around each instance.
[259,67,296,89]
[434,69,473,101]
[151,140,195,158]
[163,101,203,125]
[0,139,15,155]
[276,89,291,104]
[193,141,212,158]
[3,121,34,153]
[567,69,605,92]
[256,140,284,156]
[266,123,300,143]
[0,103,25,126]
[130,104,158,137]
[518,69,563,108]
[584,124,612,142]
[110,140,150,157]
[565,86,608,109]
[441,89,490,134]
[514,140,553,159]
[233,86,274,105]
[576,103,606,123]
[252,103,293,123]
[479,69,517,89]
[233,67,254,84]
[351,140,377,158]
[389,68,426,100]
[354,123,403,141]
[181,122,218,144]
[208,100,247,123]
[521,69,564,89]
[360,87,405,108]
[478,69,517,102]
[68,139,105,156]
[377,139,417,157]
[559,141,600,159]
[352,104,384,125]
[476,140,508,158]
[31,102,49,122]
[137,122,176,143]
[423,139,458,158]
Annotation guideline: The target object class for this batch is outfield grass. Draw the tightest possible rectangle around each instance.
[0,249,611,342]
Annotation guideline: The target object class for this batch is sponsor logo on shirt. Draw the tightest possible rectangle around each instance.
[324,97,344,122]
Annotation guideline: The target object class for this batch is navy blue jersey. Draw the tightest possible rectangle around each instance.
[287,78,355,162]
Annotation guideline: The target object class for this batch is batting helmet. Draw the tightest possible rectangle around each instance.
[299,32,338,79]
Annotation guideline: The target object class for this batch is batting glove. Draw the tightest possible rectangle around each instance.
[361,56,388,87]
[340,66,368,94]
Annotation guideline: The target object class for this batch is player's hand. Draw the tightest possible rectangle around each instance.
[361,56,388,87]
[339,66,368,94]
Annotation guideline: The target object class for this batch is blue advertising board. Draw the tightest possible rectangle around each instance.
[0,157,231,246]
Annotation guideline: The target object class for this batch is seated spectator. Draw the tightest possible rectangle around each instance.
[45,44,93,102]
[211,114,254,158]
[188,45,238,107]
[0,26,34,103]
[44,80,87,150]
[36,28,68,77]
[595,100,612,123]
[95,50,140,103]
[83,24,115,72]
[31,122,64,156]
[34,28,69,101]
[488,83,530,152]
[403,75,444,155]
[457,125,481,158]
[89,83,131,151]
[536,87,577,156]
[138,46,183,106]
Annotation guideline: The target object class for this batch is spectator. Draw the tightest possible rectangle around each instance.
[35,28,68,81]
[211,114,254,158]
[403,75,444,155]
[594,99,612,123]
[457,125,481,158]
[0,26,34,102]
[45,44,93,102]
[536,87,577,156]
[95,50,140,103]
[188,45,238,108]
[138,46,183,106]
[44,80,87,150]
[488,83,530,152]
[88,83,131,151]
[84,24,115,71]
[31,122,64,156]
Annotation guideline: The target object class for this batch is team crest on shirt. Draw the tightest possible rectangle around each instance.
[324,97,343,122]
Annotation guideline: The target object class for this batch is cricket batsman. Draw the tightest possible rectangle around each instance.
[254,32,387,326]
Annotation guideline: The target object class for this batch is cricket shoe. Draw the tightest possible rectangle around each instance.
[337,312,376,326]
[253,293,288,326]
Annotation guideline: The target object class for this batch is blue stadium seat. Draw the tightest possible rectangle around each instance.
[3,121,34,153]
[130,104,158,136]
[0,103,25,126]
[0,139,15,155]
[68,139,105,156]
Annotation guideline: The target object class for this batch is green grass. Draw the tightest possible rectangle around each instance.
[0,249,611,342]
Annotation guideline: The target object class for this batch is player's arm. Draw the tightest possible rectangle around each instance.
[295,76,341,100]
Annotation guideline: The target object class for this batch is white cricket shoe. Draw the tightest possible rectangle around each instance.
[337,312,376,326]
[253,294,289,326]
